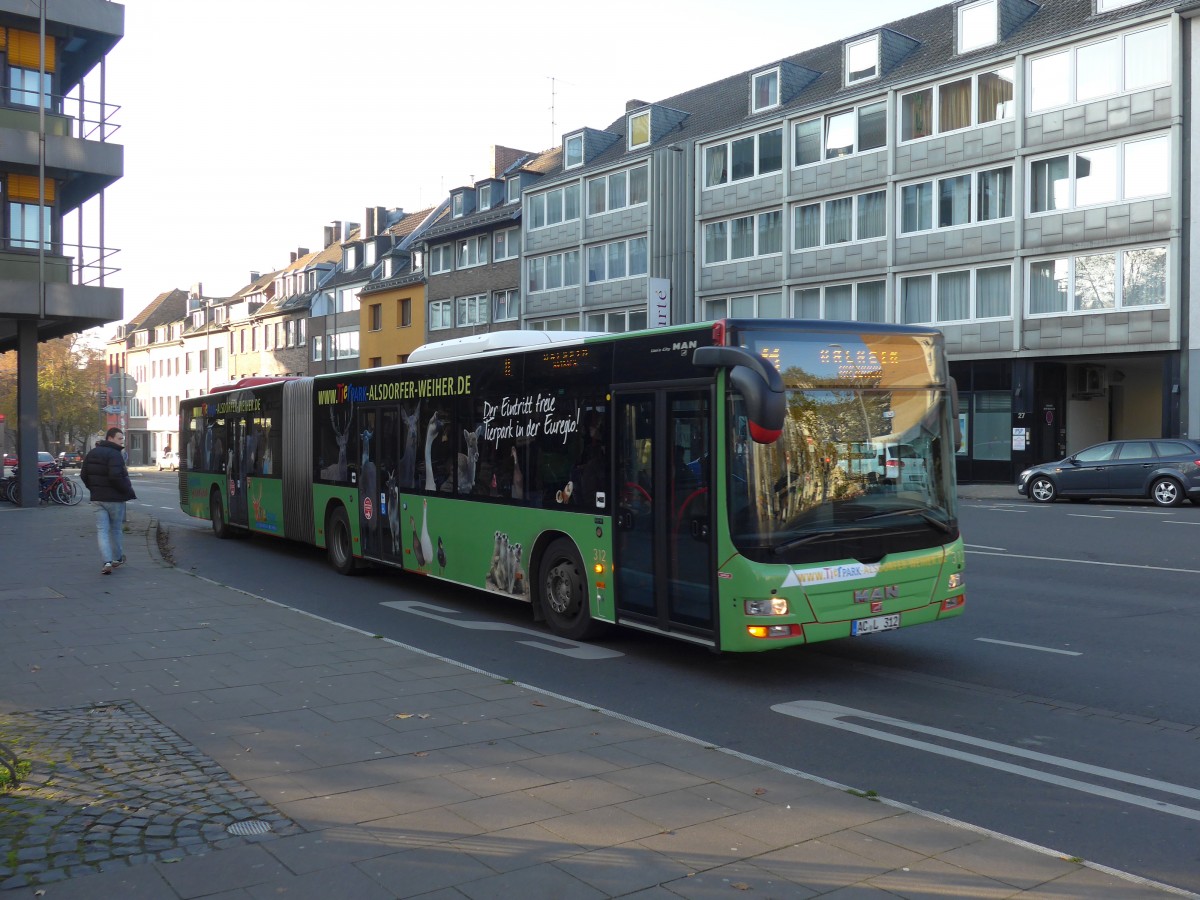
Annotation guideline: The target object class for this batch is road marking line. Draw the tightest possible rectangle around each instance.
[964,543,1007,551]
[966,549,1200,575]
[1067,514,1115,519]
[380,599,623,659]
[773,700,1200,821]
[975,638,1081,656]
[1164,520,1200,526]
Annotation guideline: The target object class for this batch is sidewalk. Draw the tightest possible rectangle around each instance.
[0,499,1181,899]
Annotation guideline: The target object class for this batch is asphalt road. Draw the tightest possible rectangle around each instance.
[140,473,1200,894]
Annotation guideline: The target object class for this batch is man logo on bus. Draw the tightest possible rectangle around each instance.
[853,585,898,603]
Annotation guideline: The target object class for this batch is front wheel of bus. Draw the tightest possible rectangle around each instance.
[210,489,229,539]
[327,507,357,575]
[540,539,604,642]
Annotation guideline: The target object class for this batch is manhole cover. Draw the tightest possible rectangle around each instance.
[226,819,272,836]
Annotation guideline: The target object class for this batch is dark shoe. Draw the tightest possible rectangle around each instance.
[113,556,126,569]
[102,562,113,575]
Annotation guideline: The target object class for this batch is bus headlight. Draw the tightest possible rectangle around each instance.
[744,598,789,616]
[947,572,964,590]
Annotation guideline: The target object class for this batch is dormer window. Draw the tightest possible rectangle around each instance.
[452,193,464,217]
[507,177,520,204]
[958,0,998,53]
[752,68,780,113]
[344,245,358,269]
[479,184,492,210]
[628,110,650,150]
[564,132,584,169]
[846,35,879,85]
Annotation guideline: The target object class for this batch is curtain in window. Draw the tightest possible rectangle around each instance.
[730,295,755,317]
[627,238,648,276]
[856,281,885,322]
[628,167,648,205]
[758,211,782,255]
[825,284,852,320]
[731,137,755,180]
[794,120,820,166]
[857,191,886,239]
[901,275,932,323]
[758,292,784,317]
[977,167,1012,221]
[704,222,727,264]
[564,251,580,286]
[730,216,755,258]
[608,172,628,211]
[758,129,783,173]
[858,102,887,152]
[564,184,580,219]
[977,67,1014,123]
[1122,247,1166,307]
[794,204,820,249]
[902,89,932,141]
[1029,259,1068,314]
[936,271,970,321]
[938,175,971,227]
[705,146,727,187]
[703,298,728,321]
[976,266,1011,318]
[1074,253,1116,310]
[938,79,972,132]
[546,254,563,290]
[1030,156,1068,213]
[1125,26,1169,90]
[607,242,628,279]
[587,247,606,282]
[824,197,852,244]
[793,288,821,319]
[901,182,932,232]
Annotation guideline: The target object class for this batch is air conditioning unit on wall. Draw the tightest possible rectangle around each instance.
[1073,365,1107,398]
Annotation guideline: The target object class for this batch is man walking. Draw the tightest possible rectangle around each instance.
[81,427,137,575]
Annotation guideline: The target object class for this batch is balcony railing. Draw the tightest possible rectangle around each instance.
[0,242,119,287]
[0,91,120,142]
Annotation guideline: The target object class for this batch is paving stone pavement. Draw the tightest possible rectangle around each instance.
[0,491,1190,899]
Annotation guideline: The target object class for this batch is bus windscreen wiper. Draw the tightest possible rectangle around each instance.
[851,507,951,533]
[771,525,877,555]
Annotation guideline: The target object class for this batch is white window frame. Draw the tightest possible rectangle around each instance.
[430,243,453,275]
[493,288,519,322]
[526,184,581,231]
[845,35,879,85]
[507,178,521,204]
[702,210,784,266]
[1026,133,1169,215]
[701,290,786,322]
[584,308,649,333]
[479,184,492,211]
[529,314,583,331]
[586,237,650,284]
[429,299,453,330]
[586,164,649,217]
[793,100,888,167]
[494,226,519,261]
[1026,245,1167,317]
[898,264,1014,324]
[456,234,489,269]
[527,250,581,294]
[456,294,489,327]
[628,110,651,150]
[898,164,1014,235]
[789,280,889,323]
[703,127,784,189]
[752,67,780,113]
[1027,23,1170,113]
[792,188,888,250]
[452,193,464,218]
[564,132,584,169]
[958,0,998,54]
[899,66,1015,143]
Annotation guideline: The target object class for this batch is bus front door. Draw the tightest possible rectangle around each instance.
[613,389,715,641]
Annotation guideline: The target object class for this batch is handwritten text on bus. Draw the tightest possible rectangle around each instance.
[481,394,578,444]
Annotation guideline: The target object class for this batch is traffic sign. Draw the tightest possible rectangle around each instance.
[107,373,138,399]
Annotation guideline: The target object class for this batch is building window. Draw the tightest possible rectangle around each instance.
[456,234,489,268]
[900,67,1014,141]
[703,210,783,265]
[399,297,412,327]
[1028,246,1166,315]
[452,193,464,218]
[790,280,888,323]
[528,315,583,331]
[9,66,50,109]
[793,189,886,249]
[494,226,519,261]
[1098,0,1141,8]
[369,357,382,368]
[752,68,780,112]
[507,178,520,204]
[587,165,649,216]
[369,303,382,331]
[1028,134,1167,214]
[494,289,519,322]
[456,294,488,327]
[899,264,1013,323]
[8,201,51,250]
[628,110,650,149]
[900,165,1013,234]
[1028,24,1169,112]
[430,244,453,274]
[958,0,997,54]
[584,308,649,333]
[703,128,783,188]
[564,133,584,169]
[702,291,786,321]
[586,237,649,283]
[429,299,453,330]
[845,35,879,84]
[794,101,887,165]
[526,184,581,230]
[528,250,581,293]
[479,184,492,211]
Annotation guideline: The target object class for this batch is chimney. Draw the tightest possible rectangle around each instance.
[323,225,335,247]
[296,248,310,262]
[250,271,260,283]
[626,99,648,112]
[489,145,529,178]
[364,207,376,239]
[289,252,297,264]
[189,282,203,299]
[342,221,358,242]
[376,206,389,231]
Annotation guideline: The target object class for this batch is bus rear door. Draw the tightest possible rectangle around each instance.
[613,388,715,643]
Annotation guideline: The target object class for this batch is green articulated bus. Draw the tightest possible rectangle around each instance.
[178,318,965,652]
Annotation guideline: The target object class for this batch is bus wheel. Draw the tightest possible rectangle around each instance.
[327,506,357,575]
[539,539,603,641]
[210,488,229,539]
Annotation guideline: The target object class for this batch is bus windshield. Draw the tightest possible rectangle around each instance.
[727,385,957,563]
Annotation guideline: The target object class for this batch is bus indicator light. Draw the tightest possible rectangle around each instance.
[941,595,965,612]
[748,624,802,639]
[593,563,604,575]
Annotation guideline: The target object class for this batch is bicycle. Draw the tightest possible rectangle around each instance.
[4,464,82,505]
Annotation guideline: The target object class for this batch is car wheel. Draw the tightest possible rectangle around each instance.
[210,488,229,539]
[539,538,607,642]
[1029,476,1057,503]
[1151,477,1183,507]
[327,506,357,575]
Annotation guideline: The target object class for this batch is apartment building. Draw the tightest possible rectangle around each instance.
[359,206,439,368]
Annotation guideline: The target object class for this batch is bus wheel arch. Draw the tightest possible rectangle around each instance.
[325,502,357,575]
[535,535,606,642]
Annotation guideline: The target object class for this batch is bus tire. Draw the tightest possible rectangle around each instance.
[539,539,604,642]
[327,506,357,575]
[210,488,229,539]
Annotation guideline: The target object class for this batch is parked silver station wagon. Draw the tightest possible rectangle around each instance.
[1017,439,1200,507]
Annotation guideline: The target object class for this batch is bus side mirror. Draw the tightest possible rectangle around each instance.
[693,346,785,444]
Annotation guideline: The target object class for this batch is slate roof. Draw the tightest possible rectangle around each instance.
[536,0,1181,184]
[125,289,189,332]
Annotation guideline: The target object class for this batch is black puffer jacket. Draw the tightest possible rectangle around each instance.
[80,440,137,502]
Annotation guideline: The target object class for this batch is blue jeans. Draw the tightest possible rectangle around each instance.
[94,501,127,563]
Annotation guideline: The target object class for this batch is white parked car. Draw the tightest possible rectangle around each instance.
[158,449,178,471]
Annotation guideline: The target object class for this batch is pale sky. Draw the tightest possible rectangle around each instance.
[103,0,941,319]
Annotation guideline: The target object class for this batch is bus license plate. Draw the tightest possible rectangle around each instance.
[851,614,900,636]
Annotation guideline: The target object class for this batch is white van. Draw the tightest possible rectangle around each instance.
[157,449,178,471]
[879,442,927,488]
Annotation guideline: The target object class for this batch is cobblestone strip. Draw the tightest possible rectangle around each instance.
[0,701,297,891]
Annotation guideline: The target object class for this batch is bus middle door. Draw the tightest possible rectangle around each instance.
[613,388,714,641]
